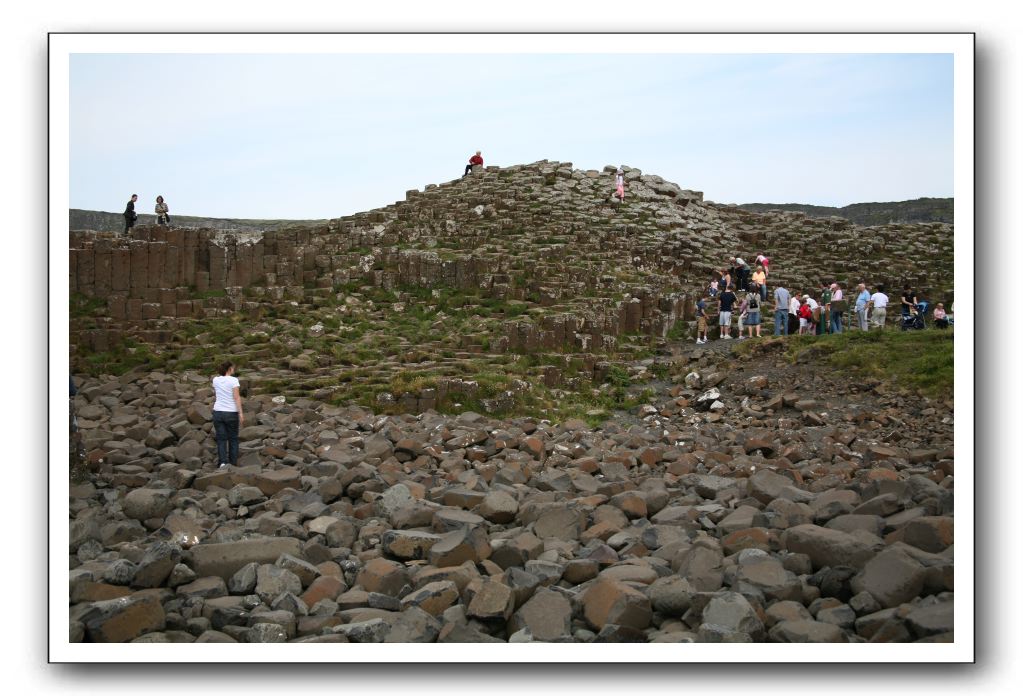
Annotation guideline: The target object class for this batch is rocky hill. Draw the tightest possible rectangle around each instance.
[70,160,954,412]
[67,162,954,644]
[736,198,953,226]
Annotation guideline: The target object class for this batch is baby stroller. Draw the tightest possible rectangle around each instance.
[900,300,929,331]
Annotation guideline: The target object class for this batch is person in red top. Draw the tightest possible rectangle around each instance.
[464,150,484,177]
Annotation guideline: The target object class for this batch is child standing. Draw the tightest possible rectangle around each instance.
[798,298,813,334]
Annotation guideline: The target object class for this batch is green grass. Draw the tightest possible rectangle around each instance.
[70,292,107,319]
[737,329,954,398]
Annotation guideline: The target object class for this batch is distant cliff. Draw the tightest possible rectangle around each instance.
[69,209,328,234]
[735,197,953,226]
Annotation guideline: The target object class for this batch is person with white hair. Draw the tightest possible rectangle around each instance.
[854,283,871,331]
[463,150,484,177]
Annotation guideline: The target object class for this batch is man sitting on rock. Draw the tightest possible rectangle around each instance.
[463,150,484,177]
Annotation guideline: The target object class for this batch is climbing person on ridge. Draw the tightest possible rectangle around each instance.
[752,263,767,302]
[155,195,170,227]
[614,166,625,202]
[464,150,484,177]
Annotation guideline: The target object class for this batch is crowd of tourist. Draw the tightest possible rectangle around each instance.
[698,255,951,342]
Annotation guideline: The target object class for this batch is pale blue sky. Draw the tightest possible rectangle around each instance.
[69,53,953,219]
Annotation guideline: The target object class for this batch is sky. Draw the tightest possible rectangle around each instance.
[69,52,954,219]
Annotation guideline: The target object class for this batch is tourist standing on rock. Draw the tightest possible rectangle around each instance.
[155,195,170,226]
[720,268,732,296]
[773,284,790,336]
[613,167,626,202]
[696,299,709,344]
[212,361,245,469]
[869,285,889,330]
[463,150,484,177]
[752,264,767,301]
[718,284,738,339]
[788,291,801,335]
[830,283,845,333]
[855,283,871,330]
[817,281,832,335]
[743,284,762,339]
[900,284,919,320]
[123,193,138,235]
[733,258,750,292]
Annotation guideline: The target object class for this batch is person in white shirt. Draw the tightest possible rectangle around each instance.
[212,361,245,468]
[788,294,800,335]
[869,285,890,330]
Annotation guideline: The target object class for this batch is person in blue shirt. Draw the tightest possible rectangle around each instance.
[854,283,871,331]
[773,285,790,336]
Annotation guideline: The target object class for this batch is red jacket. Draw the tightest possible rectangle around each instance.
[469,154,483,165]
[798,304,812,320]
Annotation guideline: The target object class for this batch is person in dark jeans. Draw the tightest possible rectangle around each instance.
[123,193,138,235]
[464,150,483,177]
[211,360,244,468]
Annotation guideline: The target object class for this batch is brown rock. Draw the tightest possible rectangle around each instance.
[508,587,573,640]
[381,530,442,561]
[400,580,460,616]
[254,468,301,495]
[490,532,543,569]
[851,547,926,609]
[533,504,585,540]
[81,592,166,643]
[467,579,515,622]
[902,517,954,553]
[355,558,410,596]
[428,526,492,567]
[476,490,519,524]
[190,537,304,581]
[581,579,652,631]
[610,491,648,520]
[782,524,876,570]
[300,575,346,608]
[769,619,846,642]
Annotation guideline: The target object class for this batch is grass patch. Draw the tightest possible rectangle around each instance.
[737,329,954,398]
[70,292,107,319]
